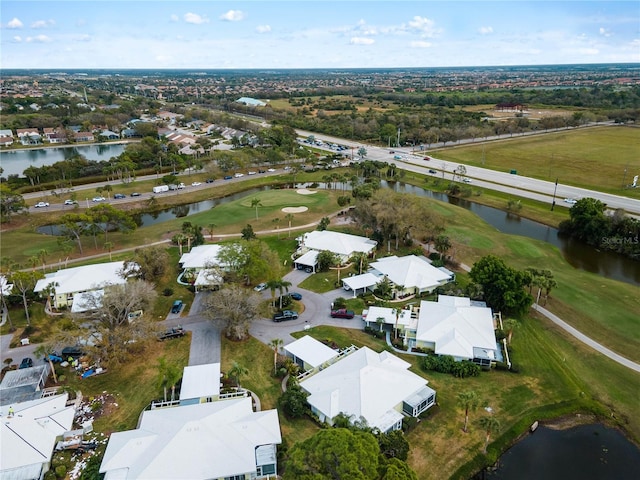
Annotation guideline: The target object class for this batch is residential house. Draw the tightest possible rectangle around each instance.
[414,295,498,365]
[299,345,436,432]
[179,245,224,292]
[74,131,94,142]
[98,129,119,140]
[0,364,50,406]
[294,230,377,272]
[0,129,14,147]
[236,97,267,107]
[179,363,222,405]
[362,305,418,337]
[17,128,42,146]
[33,261,133,311]
[0,394,76,480]
[100,396,282,480]
[283,335,339,372]
[368,255,453,298]
[43,127,67,144]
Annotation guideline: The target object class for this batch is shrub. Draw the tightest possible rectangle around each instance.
[279,385,309,418]
[55,465,67,478]
[163,288,174,297]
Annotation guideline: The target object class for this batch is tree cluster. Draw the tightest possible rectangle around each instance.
[420,355,481,378]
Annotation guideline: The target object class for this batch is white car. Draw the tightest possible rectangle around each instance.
[247,171,257,175]
[34,201,49,208]
[234,173,244,178]
[564,198,577,205]
[191,182,202,186]
[254,282,267,292]
[92,196,106,202]
[267,168,276,172]
[64,199,77,205]
[463,178,472,183]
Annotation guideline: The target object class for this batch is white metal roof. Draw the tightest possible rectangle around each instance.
[0,275,13,296]
[342,273,380,291]
[300,347,432,431]
[179,363,221,400]
[416,295,497,360]
[71,289,104,313]
[34,261,129,295]
[179,245,223,269]
[300,231,377,257]
[294,250,319,267]
[100,397,281,480]
[194,269,223,287]
[284,336,338,368]
[370,255,451,291]
[362,306,417,329]
[0,394,75,477]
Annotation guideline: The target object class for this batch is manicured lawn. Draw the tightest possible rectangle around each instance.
[431,125,640,198]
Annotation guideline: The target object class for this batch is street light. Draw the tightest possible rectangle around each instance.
[550,178,558,211]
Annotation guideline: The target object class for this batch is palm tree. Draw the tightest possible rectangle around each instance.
[266,279,281,307]
[207,223,217,241]
[479,416,501,453]
[38,249,48,272]
[457,390,479,433]
[434,235,451,261]
[272,217,281,238]
[504,318,519,345]
[278,280,292,309]
[268,338,283,375]
[174,233,186,255]
[250,197,263,220]
[228,361,248,387]
[285,213,294,238]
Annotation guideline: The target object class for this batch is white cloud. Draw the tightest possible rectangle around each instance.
[256,24,271,34]
[478,26,493,35]
[220,10,245,22]
[31,19,55,29]
[26,35,52,43]
[599,27,612,37]
[7,17,23,29]
[350,37,375,45]
[13,36,22,42]
[410,40,432,48]
[73,34,91,42]
[406,16,441,38]
[170,14,179,22]
[579,48,599,55]
[184,12,209,25]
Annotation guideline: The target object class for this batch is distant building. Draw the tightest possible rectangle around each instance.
[236,97,267,107]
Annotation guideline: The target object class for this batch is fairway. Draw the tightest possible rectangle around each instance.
[431,126,640,198]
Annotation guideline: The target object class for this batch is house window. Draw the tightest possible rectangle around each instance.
[224,475,245,480]
[256,464,276,476]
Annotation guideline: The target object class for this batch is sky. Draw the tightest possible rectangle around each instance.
[1,1,638,69]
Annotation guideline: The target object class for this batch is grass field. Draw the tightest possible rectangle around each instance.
[431,125,640,198]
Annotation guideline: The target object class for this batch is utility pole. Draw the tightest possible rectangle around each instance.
[396,128,401,149]
[551,178,558,211]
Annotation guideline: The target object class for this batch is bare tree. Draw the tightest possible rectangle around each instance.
[204,284,261,341]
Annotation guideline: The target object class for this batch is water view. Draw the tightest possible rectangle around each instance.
[485,424,640,480]
[0,143,127,177]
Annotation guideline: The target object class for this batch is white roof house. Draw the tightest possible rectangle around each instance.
[100,397,282,480]
[34,261,131,309]
[370,255,452,295]
[416,295,497,362]
[299,347,436,432]
[341,272,381,297]
[299,230,377,259]
[179,363,222,404]
[0,394,75,480]
[179,245,223,270]
[284,336,339,371]
[1,274,13,296]
[362,306,418,332]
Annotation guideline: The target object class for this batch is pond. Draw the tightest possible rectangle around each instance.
[483,423,640,480]
[0,143,127,177]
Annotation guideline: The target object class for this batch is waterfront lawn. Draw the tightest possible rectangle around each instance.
[431,125,640,199]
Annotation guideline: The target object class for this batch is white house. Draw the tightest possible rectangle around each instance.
[369,255,453,298]
[99,396,282,480]
[179,245,225,291]
[283,335,339,372]
[179,363,222,405]
[0,394,76,480]
[299,346,436,432]
[415,295,498,365]
[295,230,377,271]
[362,305,418,334]
[341,272,381,298]
[34,261,133,310]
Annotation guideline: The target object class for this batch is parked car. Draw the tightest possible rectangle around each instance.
[92,196,106,202]
[19,357,33,369]
[248,171,257,175]
[234,173,244,178]
[267,168,276,172]
[428,169,437,174]
[61,346,85,359]
[564,198,578,205]
[289,292,302,301]
[463,178,472,183]
[206,178,215,183]
[34,202,49,208]
[170,300,183,314]
[424,156,431,161]
[254,282,267,292]
[114,193,126,199]
[158,326,186,340]
[258,169,266,174]
[191,181,202,186]
[130,192,141,197]
[331,308,355,319]
[273,310,299,322]
[224,175,233,180]
[64,199,77,205]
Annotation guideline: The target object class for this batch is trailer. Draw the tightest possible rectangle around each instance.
[152,185,169,194]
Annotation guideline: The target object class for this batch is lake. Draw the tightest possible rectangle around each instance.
[0,143,127,177]
[484,424,640,480]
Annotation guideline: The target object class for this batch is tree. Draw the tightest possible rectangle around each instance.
[317,216,330,231]
[378,430,410,461]
[457,390,480,433]
[204,284,261,341]
[381,458,418,480]
[503,318,519,345]
[250,197,262,220]
[156,357,181,402]
[11,270,43,326]
[122,246,169,283]
[279,384,308,418]
[268,338,283,375]
[434,235,451,261]
[559,197,609,246]
[59,212,90,253]
[284,428,379,480]
[228,360,248,387]
[277,279,292,309]
[478,416,501,454]
[316,250,338,272]
[469,255,533,317]
[284,213,294,238]
[272,217,281,238]
[0,184,28,223]
[357,146,368,160]
[206,223,217,240]
[241,224,256,240]
[87,204,137,242]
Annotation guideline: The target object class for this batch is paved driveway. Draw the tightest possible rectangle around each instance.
[184,316,221,365]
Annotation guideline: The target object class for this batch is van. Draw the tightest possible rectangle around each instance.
[171,300,183,314]
[153,185,169,194]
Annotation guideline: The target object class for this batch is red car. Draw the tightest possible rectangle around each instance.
[424,156,431,161]
[330,308,355,319]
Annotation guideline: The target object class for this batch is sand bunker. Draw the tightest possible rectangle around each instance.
[296,188,317,195]
[282,206,309,213]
